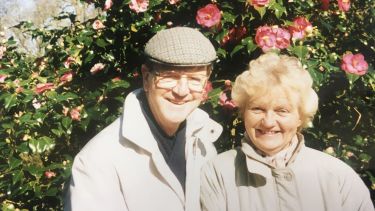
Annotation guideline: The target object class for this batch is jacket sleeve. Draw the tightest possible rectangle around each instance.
[64,153,129,211]
[340,166,375,211]
[200,161,227,211]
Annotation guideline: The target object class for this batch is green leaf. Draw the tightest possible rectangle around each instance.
[291,45,308,59]
[254,6,266,19]
[4,93,17,110]
[242,37,257,54]
[346,73,360,89]
[271,3,286,18]
[51,129,63,137]
[95,38,109,48]
[28,136,55,154]
[12,170,24,185]
[230,45,244,57]
[62,117,72,129]
[9,157,22,169]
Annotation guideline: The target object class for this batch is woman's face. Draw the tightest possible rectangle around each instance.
[243,87,302,156]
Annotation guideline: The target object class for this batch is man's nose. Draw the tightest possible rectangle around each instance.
[172,77,190,96]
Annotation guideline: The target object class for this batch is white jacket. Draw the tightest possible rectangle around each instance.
[201,134,374,211]
[65,89,222,211]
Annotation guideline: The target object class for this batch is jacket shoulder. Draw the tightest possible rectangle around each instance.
[75,117,122,161]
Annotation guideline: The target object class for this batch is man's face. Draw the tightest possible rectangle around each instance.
[142,64,210,135]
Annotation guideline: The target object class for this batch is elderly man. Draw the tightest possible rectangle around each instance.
[65,27,222,211]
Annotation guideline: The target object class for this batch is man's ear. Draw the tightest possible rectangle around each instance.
[141,64,151,92]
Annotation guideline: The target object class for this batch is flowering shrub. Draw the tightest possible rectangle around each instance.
[0,0,374,209]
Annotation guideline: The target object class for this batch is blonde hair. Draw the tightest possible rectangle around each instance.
[232,52,318,130]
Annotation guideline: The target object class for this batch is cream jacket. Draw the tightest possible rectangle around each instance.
[201,135,374,211]
[65,89,222,211]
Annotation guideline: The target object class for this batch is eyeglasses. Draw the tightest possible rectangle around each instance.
[152,71,209,92]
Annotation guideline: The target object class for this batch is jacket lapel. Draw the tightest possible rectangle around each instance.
[121,89,185,203]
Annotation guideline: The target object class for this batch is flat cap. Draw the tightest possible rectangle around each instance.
[144,27,217,66]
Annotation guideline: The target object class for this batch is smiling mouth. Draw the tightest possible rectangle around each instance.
[256,129,280,135]
[168,99,187,105]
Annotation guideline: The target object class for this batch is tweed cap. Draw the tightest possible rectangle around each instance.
[144,27,217,66]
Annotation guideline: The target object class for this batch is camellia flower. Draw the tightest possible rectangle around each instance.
[92,20,105,30]
[35,83,54,94]
[103,0,113,11]
[168,0,180,4]
[338,0,350,12]
[321,0,329,10]
[129,0,149,13]
[196,4,222,28]
[255,25,290,52]
[60,71,74,83]
[0,46,6,59]
[202,81,213,102]
[64,56,75,68]
[218,91,237,111]
[248,0,270,7]
[0,74,7,83]
[90,63,105,74]
[70,107,82,121]
[274,27,291,49]
[255,26,276,52]
[44,171,56,179]
[289,17,313,40]
[341,53,368,76]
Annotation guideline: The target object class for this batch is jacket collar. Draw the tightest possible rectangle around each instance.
[121,89,221,153]
[242,133,305,178]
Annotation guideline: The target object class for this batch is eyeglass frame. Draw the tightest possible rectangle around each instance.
[145,62,212,93]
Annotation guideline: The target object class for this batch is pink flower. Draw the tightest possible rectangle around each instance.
[103,0,113,11]
[92,20,105,30]
[255,26,276,52]
[44,171,56,179]
[60,71,74,83]
[35,83,54,94]
[218,91,237,111]
[196,4,222,28]
[255,26,290,52]
[338,0,350,12]
[321,0,329,10]
[129,0,149,13]
[70,107,81,121]
[341,53,368,76]
[0,46,6,59]
[90,63,105,74]
[289,17,313,40]
[249,0,270,7]
[168,0,180,4]
[274,27,291,49]
[64,56,75,68]
[0,74,7,83]
[202,81,213,102]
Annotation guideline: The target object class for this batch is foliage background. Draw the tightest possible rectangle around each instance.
[0,0,374,210]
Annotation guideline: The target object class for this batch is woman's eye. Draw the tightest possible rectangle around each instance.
[250,107,263,113]
[277,108,289,113]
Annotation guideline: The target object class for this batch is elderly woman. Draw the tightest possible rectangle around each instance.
[200,53,374,211]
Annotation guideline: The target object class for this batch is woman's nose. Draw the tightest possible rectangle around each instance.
[262,112,276,127]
